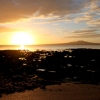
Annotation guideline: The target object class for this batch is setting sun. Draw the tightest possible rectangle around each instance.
[11,31,34,45]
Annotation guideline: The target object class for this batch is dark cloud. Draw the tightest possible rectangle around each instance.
[0,0,94,23]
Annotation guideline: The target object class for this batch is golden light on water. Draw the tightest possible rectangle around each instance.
[11,31,34,45]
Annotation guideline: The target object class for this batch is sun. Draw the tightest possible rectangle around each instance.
[11,31,34,45]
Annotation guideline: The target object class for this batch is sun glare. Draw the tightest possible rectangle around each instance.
[20,45,24,50]
[12,31,34,45]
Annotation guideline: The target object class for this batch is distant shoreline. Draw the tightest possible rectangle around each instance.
[0,40,100,46]
[0,45,100,51]
[0,44,100,46]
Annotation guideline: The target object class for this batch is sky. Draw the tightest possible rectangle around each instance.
[0,0,100,45]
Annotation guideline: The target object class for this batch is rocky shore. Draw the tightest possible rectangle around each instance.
[0,49,100,97]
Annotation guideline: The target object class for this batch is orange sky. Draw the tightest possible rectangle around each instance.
[0,0,100,45]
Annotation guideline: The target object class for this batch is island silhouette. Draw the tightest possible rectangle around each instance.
[62,40,100,45]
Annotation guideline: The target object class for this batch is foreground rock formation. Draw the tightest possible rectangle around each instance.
[0,49,100,97]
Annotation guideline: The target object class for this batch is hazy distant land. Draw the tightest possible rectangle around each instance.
[0,40,100,46]
[62,40,100,45]
[34,40,100,46]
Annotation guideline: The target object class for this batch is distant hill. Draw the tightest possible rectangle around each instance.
[35,40,100,46]
[61,40,100,45]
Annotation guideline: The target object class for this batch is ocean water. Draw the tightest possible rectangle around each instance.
[0,45,100,51]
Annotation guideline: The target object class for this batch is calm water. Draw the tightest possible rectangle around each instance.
[0,45,100,51]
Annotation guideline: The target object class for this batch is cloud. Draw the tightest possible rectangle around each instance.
[0,26,28,33]
[0,0,94,23]
[90,0,100,13]
[65,28,100,38]
[72,29,96,34]
[74,14,94,23]
[0,26,17,32]
[65,33,100,38]
[87,19,100,27]
[31,16,73,24]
